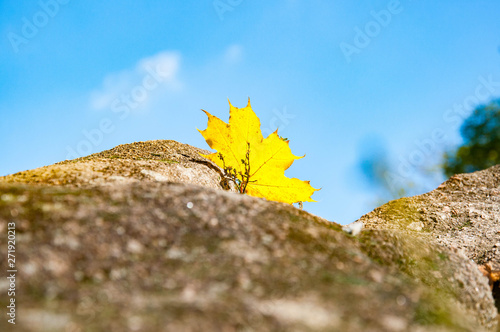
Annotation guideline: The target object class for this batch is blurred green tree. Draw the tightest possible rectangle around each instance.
[443,99,500,176]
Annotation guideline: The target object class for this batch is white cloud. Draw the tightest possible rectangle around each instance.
[89,51,182,111]
[224,44,243,64]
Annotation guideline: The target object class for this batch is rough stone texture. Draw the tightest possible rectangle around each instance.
[0,140,229,190]
[359,164,500,315]
[359,165,500,266]
[0,140,498,331]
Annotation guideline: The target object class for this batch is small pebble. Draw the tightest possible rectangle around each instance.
[342,222,363,236]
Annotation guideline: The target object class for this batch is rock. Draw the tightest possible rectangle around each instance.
[0,140,498,331]
[0,140,230,190]
[358,164,500,327]
[359,165,500,267]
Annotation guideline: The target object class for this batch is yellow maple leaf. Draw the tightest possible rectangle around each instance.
[198,98,319,204]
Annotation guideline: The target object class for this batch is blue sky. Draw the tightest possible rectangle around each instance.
[1,1,500,224]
